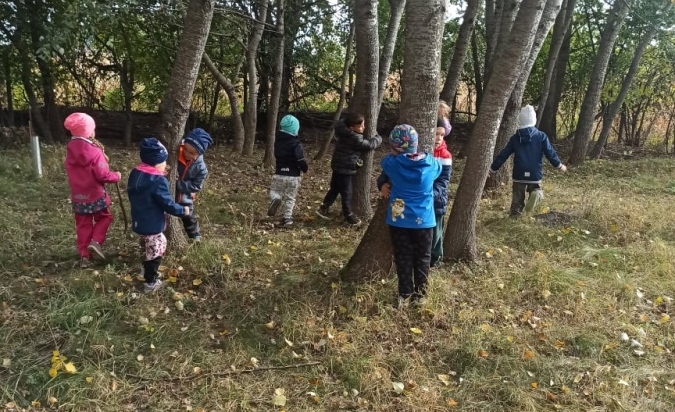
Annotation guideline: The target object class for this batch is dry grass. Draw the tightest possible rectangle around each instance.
[1,143,675,411]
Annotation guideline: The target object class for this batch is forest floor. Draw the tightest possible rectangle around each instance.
[1,142,675,412]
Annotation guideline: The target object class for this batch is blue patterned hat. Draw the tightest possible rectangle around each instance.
[389,124,418,154]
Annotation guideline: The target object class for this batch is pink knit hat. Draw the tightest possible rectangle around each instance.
[64,112,96,138]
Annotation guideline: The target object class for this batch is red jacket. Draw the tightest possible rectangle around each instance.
[64,137,120,214]
[433,139,452,161]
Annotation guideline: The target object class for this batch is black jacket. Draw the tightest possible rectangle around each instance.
[330,120,382,175]
[275,131,308,176]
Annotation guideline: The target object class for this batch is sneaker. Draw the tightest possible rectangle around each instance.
[267,198,282,217]
[345,214,361,225]
[413,296,429,307]
[397,296,411,309]
[87,241,106,261]
[144,279,166,293]
[192,236,202,243]
[276,218,293,228]
[80,257,91,269]
[316,205,331,219]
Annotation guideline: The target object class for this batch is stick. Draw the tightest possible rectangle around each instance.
[115,182,129,233]
[125,361,321,382]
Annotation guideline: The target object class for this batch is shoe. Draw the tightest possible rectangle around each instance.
[144,279,166,293]
[87,241,106,261]
[192,236,202,243]
[316,205,331,219]
[267,198,282,217]
[276,218,293,228]
[345,214,361,225]
[397,296,411,309]
[80,257,91,269]
[412,296,429,307]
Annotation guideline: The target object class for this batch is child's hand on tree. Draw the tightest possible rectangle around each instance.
[380,183,391,199]
[183,206,190,216]
[559,164,567,172]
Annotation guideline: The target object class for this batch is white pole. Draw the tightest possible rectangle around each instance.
[31,134,42,178]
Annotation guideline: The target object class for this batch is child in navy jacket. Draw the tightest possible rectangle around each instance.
[490,105,567,217]
[377,124,441,307]
[176,128,213,241]
[431,118,453,266]
[128,138,189,293]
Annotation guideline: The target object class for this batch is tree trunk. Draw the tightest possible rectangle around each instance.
[483,0,519,89]
[243,0,270,156]
[18,46,51,142]
[540,28,571,139]
[120,58,135,146]
[348,0,380,219]
[470,29,483,107]
[377,0,406,106]
[342,0,446,282]
[202,54,245,152]
[589,23,663,158]
[444,0,546,262]
[439,0,480,104]
[484,0,501,74]
[537,0,576,125]
[263,0,286,168]
[207,83,221,130]
[568,0,631,165]
[157,0,216,250]
[315,24,355,161]
[2,50,14,127]
[485,0,563,192]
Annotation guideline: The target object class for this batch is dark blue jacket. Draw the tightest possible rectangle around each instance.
[176,143,208,206]
[490,127,562,183]
[128,165,187,236]
[274,131,308,176]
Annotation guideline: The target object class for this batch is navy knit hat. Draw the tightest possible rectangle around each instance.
[184,128,213,155]
[140,137,169,165]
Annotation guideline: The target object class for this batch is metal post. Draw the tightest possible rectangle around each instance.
[28,107,42,178]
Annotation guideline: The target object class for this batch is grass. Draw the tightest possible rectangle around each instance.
[1,143,675,411]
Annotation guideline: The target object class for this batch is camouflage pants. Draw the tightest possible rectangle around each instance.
[270,175,302,219]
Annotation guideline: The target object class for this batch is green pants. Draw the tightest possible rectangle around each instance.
[431,213,444,265]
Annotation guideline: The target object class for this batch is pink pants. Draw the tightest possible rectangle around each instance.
[74,208,113,258]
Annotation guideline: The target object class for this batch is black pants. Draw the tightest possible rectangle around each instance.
[181,206,201,238]
[143,257,162,284]
[322,172,353,217]
[389,226,433,299]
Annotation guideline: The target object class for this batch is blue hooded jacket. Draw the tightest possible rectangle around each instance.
[379,152,442,229]
[490,127,562,183]
[128,164,186,236]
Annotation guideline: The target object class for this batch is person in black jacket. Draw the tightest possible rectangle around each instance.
[267,115,308,227]
[316,112,382,225]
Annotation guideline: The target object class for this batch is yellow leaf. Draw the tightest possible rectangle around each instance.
[85,376,94,383]
[64,362,77,374]
[506,336,515,342]
[654,296,664,305]
[531,382,538,389]
[573,373,583,383]
[49,368,58,378]
[562,385,571,394]
[167,276,177,283]
[265,321,275,330]
[479,323,490,332]
[437,374,451,386]
[158,265,168,272]
[392,381,405,394]
[272,388,287,406]
[446,398,458,408]
[639,314,650,322]
[123,274,133,282]
[221,254,232,265]
[660,314,670,324]
[249,245,258,251]
[192,279,202,286]
[609,224,619,233]
[478,349,489,358]
[31,401,41,407]
[523,350,535,360]
[410,327,423,335]
[219,329,229,336]
[554,340,566,348]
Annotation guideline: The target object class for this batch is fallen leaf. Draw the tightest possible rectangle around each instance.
[123,274,133,282]
[85,376,94,383]
[478,350,489,358]
[573,373,584,383]
[523,350,535,360]
[265,320,275,329]
[531,382,538,389]
[79,315,93,325]
[479,323,490,332]
[175,301,184,311]
[2,358,10,368]
[48,397,58,406]
[192,279,202,286]
[158,265,168,272]
[167,276,177,283]
[284,338,294,347]
[221,255,232,265]
[392,381,405,394]
[410,327,422,335]
[446,398,458,407]
[660,314,670,324]
[49,368,58,378]
[562,385,571,395]
[31,401,41,407]
[137,355,144,362]
[639,314,649,322]
[272,388,287,406]
[64,362,77,374]
[546,392,557,401]
[541,290,552,299]
[437,374,451,386]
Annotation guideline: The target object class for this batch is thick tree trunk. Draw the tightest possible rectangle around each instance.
[485,0,563,192]
[315,24,355,161]
[120,59,135,146]
[470,29,483,107]
[157,0,216,250]
[444,0,546,262]
[243,0,269,156]
[439,0,480,104]
[483,0,519,89]
[589,24,661,159]
[349,0,380,219]
[484,0,501,74]
[377,0,406,106]
[540,28,571,139]
[342,0,446,282]
[18,48,51,142]
[568,0,631,165]
[202,54,245,152]
[263,0,286,168]
[537,0,576,124]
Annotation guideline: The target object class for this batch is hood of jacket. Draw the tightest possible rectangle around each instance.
[517,127,536,144]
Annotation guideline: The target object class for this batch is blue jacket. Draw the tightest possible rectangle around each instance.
[378,153,442,229]
[490,127,562,183]
[176,143,208,206]
[377,161,451,216]
[128,164,187,236]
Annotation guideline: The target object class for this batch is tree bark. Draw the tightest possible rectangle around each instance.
[443,0,546,262]
[243,0,270,156]
[377,0,406,106]
[470,29,483,107]
[120,58,135,146]
[263,0,286,168]
[539,27,571,139]
[485,0,563,192]
[2,50,14,127]
[348,0,380,219]
[157,0,216,250]
[483,0,519,90]
[315,24,355,161]
[440,0,480,104]
[342,0,446,282]
[568,0,632,165]
[537,0,576,125]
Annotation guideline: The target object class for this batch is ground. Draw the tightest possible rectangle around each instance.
[1,143,674,412]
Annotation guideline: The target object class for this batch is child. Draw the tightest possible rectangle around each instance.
[490,105,567,217]
[267,114,308,227]
[128,138,189,293]
[176,128,213,242]
[438,100,452,138]
[431,118,453,266]
[63,112,121,268]
[377,125,442,306]
[316,112,382,225]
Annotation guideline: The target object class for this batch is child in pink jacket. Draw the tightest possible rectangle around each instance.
[64,113,121,268]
